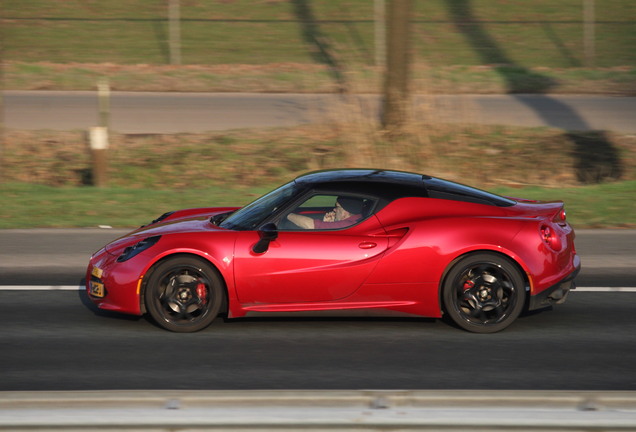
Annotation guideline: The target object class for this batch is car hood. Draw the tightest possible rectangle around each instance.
[103,207,239,254]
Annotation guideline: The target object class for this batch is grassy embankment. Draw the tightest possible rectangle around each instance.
[3,0,635,93]
[2,125,634,228]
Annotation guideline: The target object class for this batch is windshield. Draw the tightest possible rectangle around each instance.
[219,181,301,230]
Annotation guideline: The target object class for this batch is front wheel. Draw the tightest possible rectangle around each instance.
[443,253,526,333]
[144,256,224,332]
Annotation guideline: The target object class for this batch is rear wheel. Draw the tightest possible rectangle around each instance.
[443,253,525,333]
[144,256,224,332]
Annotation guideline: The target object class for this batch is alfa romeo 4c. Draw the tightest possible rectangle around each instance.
[87,169,580,333]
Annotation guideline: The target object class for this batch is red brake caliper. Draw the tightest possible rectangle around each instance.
[196,282,208,305]
[463,280,475,291]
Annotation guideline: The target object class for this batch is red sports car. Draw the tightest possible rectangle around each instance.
[86,169,580,333]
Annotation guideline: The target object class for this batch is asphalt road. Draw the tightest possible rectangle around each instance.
[3,91,636,133]
[0,229,635,391]
[2,289,635,392]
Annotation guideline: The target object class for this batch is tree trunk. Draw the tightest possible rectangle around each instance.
[382,0,413,136]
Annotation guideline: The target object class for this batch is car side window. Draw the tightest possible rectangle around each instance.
[282,194,374,231]
[298,195,336,209]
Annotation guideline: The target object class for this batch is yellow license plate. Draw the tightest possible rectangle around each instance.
[91,266,104,279]
[90,281,105,298]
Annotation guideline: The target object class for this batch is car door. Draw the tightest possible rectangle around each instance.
[233,217,389,304]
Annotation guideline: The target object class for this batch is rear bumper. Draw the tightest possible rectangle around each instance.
[528,256,581,311]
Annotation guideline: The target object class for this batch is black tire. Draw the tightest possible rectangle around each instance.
[144,256,224,332]
[443,253,526,333]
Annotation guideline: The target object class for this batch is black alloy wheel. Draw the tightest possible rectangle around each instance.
[443,253,526,333]
[145,256,224,332]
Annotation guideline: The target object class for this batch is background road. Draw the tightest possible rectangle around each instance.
[0,229,635,391]
[4,91,636,133]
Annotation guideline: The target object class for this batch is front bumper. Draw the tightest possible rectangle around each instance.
[86,248,146,316]
[528,257,581,311]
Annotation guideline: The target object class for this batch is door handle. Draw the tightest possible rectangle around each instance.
[358,241,377,249]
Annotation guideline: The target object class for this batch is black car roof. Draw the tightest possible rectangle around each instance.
[295,169,427,187]
[294,169,428,202]
[294,169,515,207]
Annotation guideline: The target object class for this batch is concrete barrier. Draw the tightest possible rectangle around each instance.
[1,390,636,431]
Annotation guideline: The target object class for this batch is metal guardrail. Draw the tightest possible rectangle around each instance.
[1,390,636,431]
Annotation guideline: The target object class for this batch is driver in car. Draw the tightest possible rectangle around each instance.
[287,196,364,229]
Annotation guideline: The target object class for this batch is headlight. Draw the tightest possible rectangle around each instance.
[116,236,161,262]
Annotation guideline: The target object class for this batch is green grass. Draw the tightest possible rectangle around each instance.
[1,181,634,229]
[0,183,276,229]
[493,181,636,229]
[2,0,635,93]
[3,1,635,67]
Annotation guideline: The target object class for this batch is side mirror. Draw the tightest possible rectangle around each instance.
[252,223,278,254]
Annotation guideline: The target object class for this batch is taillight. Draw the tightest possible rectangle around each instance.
[553,208,567,227]
[540,225,561,251]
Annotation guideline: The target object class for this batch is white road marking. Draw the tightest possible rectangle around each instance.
[575,287,636,292]
[0,285,82,291]
[0,286,635,292]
